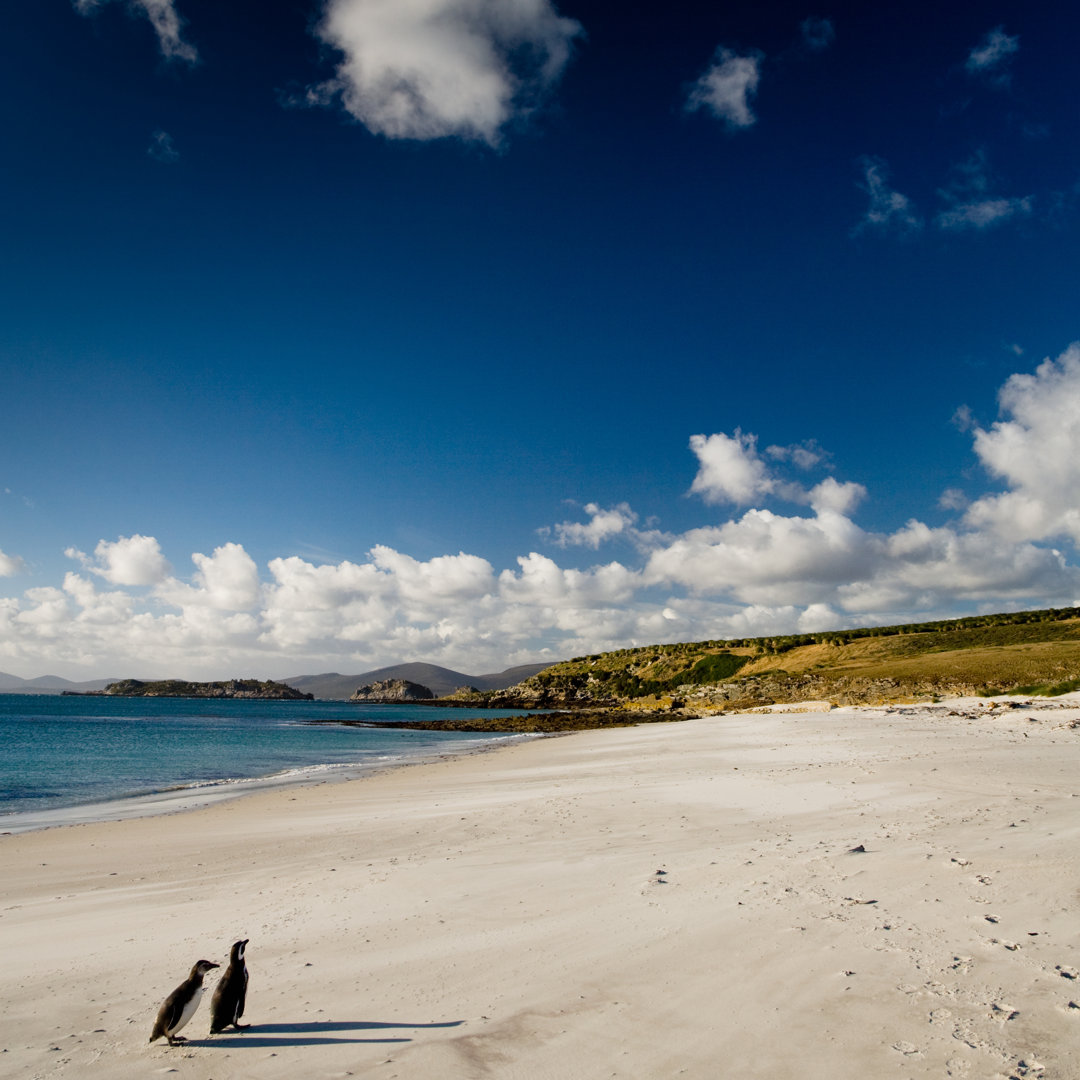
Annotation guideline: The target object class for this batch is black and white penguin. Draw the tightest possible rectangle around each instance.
[149,959,219,1046]
[209,939,250,1034]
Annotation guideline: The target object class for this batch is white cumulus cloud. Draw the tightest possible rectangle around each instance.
[308,0,582,145]
[0,550,26,577]
[966,343,1080,544]
[5,346,1080,678]
[689,430,774,504]
[548,503,638,549]
[66,534,172,586]
[686,47,762,131]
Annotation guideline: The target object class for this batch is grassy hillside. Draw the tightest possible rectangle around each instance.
[513,607,1080,709]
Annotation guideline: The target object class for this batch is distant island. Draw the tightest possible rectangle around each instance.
[84,679,314,700]
[350,678,435,703]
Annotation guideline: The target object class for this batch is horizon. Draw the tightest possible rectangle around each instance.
[3,1,1080,680]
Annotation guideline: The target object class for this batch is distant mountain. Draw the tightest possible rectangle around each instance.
[283,662,554,700]
[0,661,555,700]
[0,671,116,695]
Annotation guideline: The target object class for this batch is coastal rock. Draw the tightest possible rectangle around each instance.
[103,679,314,700]
[349,679,434,703]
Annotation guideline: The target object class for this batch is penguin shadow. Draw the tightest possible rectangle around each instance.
[199,1019,466,1048]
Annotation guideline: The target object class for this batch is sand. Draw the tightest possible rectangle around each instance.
[3,697,1080,1080]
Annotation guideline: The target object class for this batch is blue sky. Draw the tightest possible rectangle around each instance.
[2,0,1080,679]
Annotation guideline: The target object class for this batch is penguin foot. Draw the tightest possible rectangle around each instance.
[166,1035,188,1046]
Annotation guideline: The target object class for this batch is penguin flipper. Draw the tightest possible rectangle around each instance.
[151,986,187,1043]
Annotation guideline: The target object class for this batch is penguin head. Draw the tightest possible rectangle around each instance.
[232,939,249,961]
[195,960,220,975]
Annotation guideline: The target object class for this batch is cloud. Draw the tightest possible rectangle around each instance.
[0,550,26,577]
[936,196,1032,231]
[307,0,583,145]
[687,432,862,513]
[547,503,638,549]
[66,534,172,586]
[157,543,262,611]
[686,47,763,131]
[800,16,835,52]
[965,343,1080,544]
[965,26,1019,79]
[854,157,922,235]
[935,150,1033,231]
[689,430,774,504]
[765,440,824,469]
[5,347,1080,677]
[147,130,180,163]
[73,0,198,63]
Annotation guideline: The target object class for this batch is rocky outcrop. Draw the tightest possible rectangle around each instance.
[104,679,314,700]
[349,678,434,703]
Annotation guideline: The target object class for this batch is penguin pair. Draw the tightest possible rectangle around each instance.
[149,939,250,1046]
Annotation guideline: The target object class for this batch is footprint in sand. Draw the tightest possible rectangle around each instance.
[951,1022,979,1049]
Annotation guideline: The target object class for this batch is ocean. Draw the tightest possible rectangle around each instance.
[0,694,532,833]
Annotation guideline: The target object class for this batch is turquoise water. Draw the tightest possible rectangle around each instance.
[0,695,528,830]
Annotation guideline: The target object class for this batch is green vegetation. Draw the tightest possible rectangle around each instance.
[1006,676,1080,698]
[521,607,1080,708]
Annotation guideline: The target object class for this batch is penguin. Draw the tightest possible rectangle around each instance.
[149,959,219,1046]
[209,939,250,1034]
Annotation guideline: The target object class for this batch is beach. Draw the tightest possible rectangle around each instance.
[3,698,1080,1079]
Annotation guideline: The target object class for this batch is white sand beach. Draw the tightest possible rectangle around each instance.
[3,698,1080,1080]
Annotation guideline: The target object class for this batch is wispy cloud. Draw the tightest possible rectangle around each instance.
[147,129,179,163]
[800,16,835,52]
[686,47,763,131]
[853,156,922,235]
[73,0,198,63]
[306,0,582,145]
[965,26,1019,82]
[935,150,1033,231]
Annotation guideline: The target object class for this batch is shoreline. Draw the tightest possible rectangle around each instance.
[3,695,1080,1078]
[0,728,538,835]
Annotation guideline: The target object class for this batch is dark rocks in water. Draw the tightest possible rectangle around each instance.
[349,678,434,703]
[317,708,688,734]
